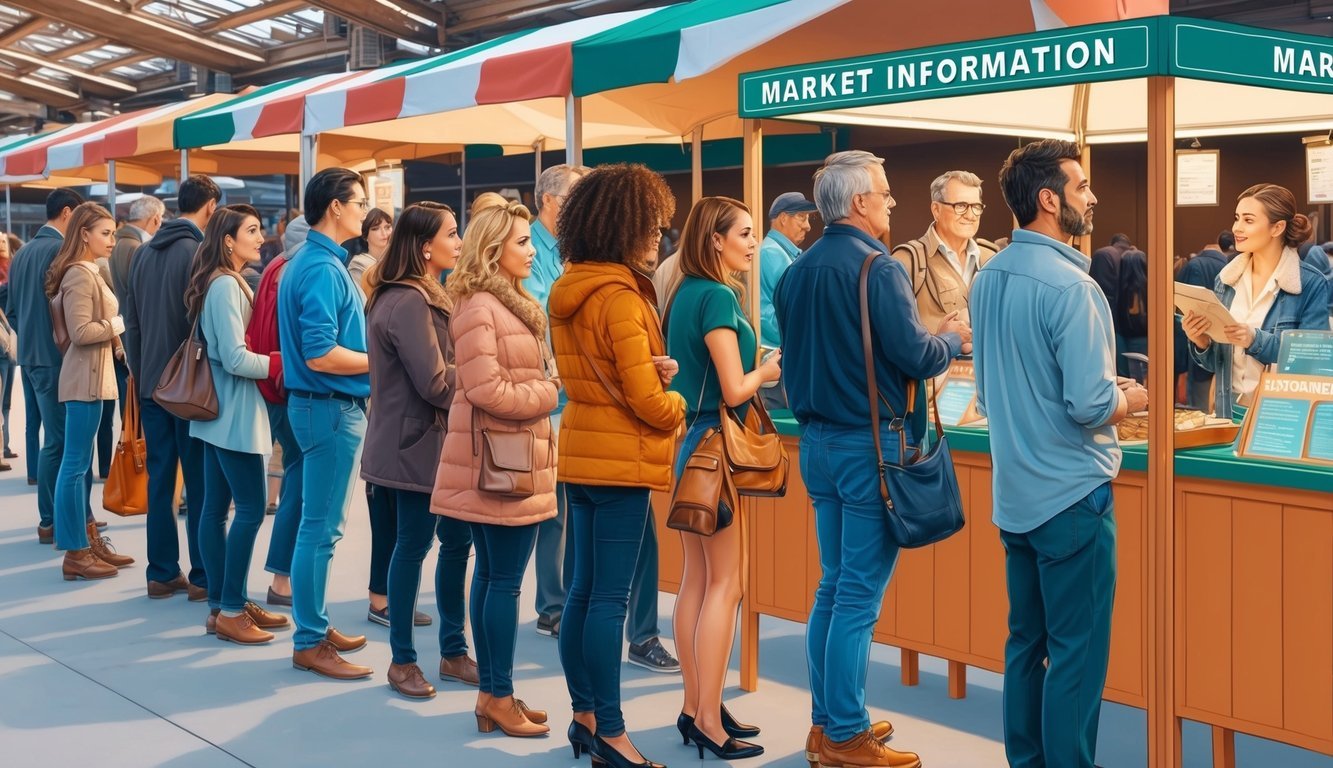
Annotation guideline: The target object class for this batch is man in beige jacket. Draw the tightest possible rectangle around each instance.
[891,170,999,332]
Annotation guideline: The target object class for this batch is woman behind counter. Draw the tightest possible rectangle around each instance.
[1184,183,1331,418]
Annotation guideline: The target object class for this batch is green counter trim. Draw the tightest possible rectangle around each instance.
[771,414,1333,494]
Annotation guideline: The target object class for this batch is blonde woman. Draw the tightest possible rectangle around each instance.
[44,202,135,580]
[434,202,559,737]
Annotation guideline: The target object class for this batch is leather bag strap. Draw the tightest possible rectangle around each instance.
[570,329,629,411]
[858,252,895,507]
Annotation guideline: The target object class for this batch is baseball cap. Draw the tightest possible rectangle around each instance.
[769,192,818,218]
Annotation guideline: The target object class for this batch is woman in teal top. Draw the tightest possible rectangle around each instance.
[665,196,781,761]
[187,204,288,645]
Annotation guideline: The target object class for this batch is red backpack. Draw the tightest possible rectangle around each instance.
[247,251,293,404]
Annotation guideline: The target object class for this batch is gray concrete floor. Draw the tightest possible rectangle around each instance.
[0,397,1328,768]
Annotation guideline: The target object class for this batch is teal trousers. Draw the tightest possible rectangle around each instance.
[999,482,1116,768]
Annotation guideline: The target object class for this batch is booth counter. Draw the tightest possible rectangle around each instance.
[650,417,1333,759]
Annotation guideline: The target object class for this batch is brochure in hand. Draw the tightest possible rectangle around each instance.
[1173,282,1239,343]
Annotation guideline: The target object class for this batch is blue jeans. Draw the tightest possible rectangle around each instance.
[28,366,92,529]
[53,401,102,551]
[387,489,472,665]
[288,395,366,650]
[470,521,539,697]
[366,482,396,595]
[1000,483,1116,768]
[0,358,14,452]
[264,400,303,576]
[801,420,903,743]
[141,398,206,587]
[21,366,41,476]
[199,443,267,612]
[534,417,572,625]
[559,483,651,736]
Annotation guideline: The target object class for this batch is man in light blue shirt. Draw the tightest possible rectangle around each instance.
[758,191,816,349]
[972,139,1147,768]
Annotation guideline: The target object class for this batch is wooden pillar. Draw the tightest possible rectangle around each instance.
[1145,75,1182,768]
[1211,726,1236,768]
[901,649,920,686]
[691,125,704,205]
[1079,144,1093,257]
[738,118,764,693]
[947,660,967,699]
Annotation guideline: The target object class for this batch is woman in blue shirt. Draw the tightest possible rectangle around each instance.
[667,196,780,761]
[187,204,289,645]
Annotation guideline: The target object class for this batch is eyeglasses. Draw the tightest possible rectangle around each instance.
[345,198,371,211]
[860,190,895,206]
[939,201,985,216]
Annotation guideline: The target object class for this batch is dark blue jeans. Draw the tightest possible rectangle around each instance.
[470,521,539,697]
[802,421,903,743]
[93,362,128,478]
[0,358,14,453]
[263,400,303,577]
[141,398,206,587]
[366,482,396,595]
[387,488,472,665]
[559,483,651,737]
[53,401,101,551]
[199,443,267,612]
[20,366,41,476]
[27,366,91,528]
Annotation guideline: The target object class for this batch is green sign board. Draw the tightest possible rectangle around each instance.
[739,21,1155,118]
[1171,21,1333,95]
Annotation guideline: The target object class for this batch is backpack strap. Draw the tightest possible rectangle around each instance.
[890,238,930,298]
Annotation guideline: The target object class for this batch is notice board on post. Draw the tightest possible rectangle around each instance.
[1238,331,1333,466]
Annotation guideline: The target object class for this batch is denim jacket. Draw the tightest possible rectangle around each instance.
[1191,246,1331,418]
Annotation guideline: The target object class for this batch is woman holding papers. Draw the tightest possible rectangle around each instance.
[1184,184,1330,418]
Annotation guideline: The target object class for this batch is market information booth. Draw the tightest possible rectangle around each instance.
[655,16,1333,768]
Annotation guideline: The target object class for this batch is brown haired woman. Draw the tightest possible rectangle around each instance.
[345,207,393,290]
[549,164,686,768]
[434,202,558,737]
[45,202,134,580]
[667,196,781,760]
[362,202,477,699]
[1184,183,1331,418]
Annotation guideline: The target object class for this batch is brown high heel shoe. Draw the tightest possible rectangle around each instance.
[476,694,549,737]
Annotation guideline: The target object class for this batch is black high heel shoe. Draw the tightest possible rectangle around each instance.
[677,713,694,744]
[720,704,760,739]
[568,721,599,761]
[686,724,764,761]
[592,735,665,768]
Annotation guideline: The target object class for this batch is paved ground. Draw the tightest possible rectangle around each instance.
[0,397,1328,768]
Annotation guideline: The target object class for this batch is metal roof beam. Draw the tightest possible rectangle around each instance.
[202,0,308,32]
[306,0,442,47]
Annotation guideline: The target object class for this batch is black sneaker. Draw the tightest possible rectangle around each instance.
[369,605,433,627]
[628,637,681,673]
[536,616,559,638]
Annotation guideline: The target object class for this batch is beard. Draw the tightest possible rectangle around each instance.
[1059,193,1094,237]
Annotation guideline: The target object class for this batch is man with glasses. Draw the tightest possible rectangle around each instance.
[891,170,999,335]
[758,192,817,411]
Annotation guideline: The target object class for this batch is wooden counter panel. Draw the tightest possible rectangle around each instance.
[1175,479,1333,754]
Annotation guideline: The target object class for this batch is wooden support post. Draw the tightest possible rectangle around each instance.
[947,660,967,699]
[900,649,920,686]
[691,125,704,205]
[1211,726,1236,768]
[1146,75,1182,768]
[741,119,764,340]
[739,501,758,692]
[738,121,763,691]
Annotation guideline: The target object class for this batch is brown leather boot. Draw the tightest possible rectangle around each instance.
[62,549,118,581]
[474,691,492,719]
[808,723,896,767]
[215,612,275,645]
[38,525,53,545]
[516,699,547,725]
[244,601,290,630]
[476,694,549,737]
[387,663,436,699]
[326,627,367,653]
[439,654,480,686]
[86,523,134,567]
[820,730,920,768]
[292,640,373,680]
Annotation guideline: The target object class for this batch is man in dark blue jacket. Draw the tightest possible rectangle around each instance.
[124,175,220,599]
[775,151,969,768]
[6,189,87,544]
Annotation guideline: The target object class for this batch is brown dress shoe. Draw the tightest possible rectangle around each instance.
[516,699,547,725]
[86,523,134,567]
[388,663,436,699]
[147,574,189,598]
[244,602,290,630]
[38,525,53,545]
[62,549,118,581]
[820,730,921,768]
[215,612,275,645]
[476,694,549,737]
[187,583,208,602]
[439,654,480,686]
[807,724,896,767]
[292,640,373,680]
[206,609,220,635]
[326,627,367,653]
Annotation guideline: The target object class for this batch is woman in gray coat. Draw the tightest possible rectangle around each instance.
[362,202,475,699]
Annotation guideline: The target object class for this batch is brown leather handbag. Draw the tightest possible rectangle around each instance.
[472,407,537,498]
[49,291,71,355]
[667,425,738,536]
[104,376,149,516]
[719,395,788,497]
[153,273,248,421]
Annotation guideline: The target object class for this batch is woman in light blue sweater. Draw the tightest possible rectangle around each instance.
[187,204,288,644]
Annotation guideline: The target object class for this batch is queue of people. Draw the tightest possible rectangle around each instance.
[3,141,1329,768]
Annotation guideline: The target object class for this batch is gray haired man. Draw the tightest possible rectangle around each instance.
[109,195,165,302]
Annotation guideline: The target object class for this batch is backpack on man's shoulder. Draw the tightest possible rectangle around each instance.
[891,237,1000,297]
[247,250,295,404]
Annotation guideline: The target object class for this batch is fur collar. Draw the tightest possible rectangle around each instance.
[1219,245,1304,294]
[466,274,546,335]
